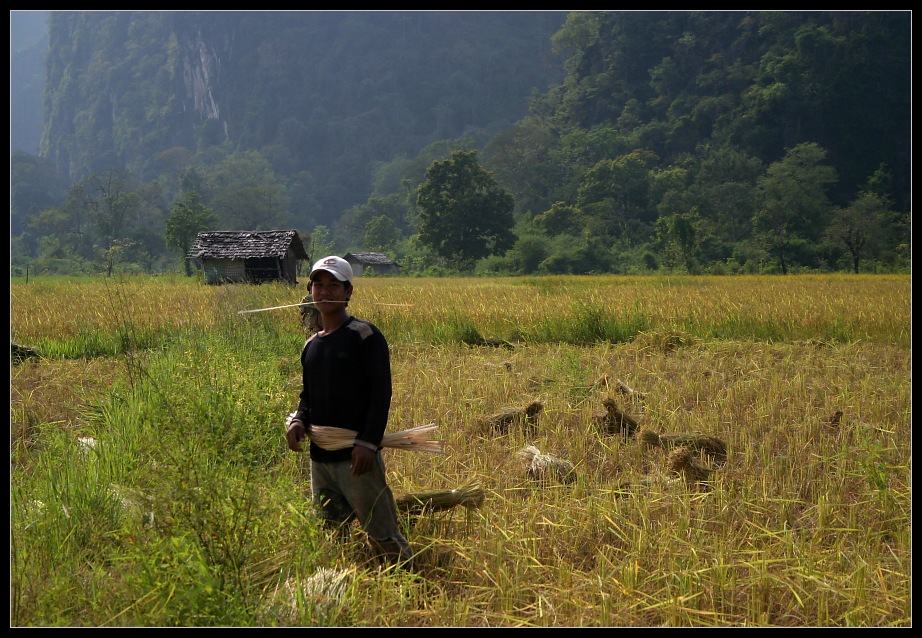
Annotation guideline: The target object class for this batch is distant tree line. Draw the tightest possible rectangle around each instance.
[10,11,910,277]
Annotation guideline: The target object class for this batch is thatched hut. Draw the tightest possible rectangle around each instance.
[188,230,309,284]
[343,252,400,277]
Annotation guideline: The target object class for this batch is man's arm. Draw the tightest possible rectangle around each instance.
[354,325,392,449]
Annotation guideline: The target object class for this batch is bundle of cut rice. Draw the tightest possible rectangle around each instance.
[395,482,485,514]
[312,423,443,453]
[666,446,714,488]
[287,414,443,453]
[639,428,727,466]
[268,567,356,622]
[518,445,576,484]
[477,400,543,436]
[11,341,40,363]
[591,397,639,438]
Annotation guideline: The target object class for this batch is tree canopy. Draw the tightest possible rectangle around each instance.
[416,150,515,270]
[11,11,911,277]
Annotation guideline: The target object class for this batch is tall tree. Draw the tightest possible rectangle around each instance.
[340,194,408,244]
[481,116,558,216]
[575,149,658,244]
[653,210,702,273]
[165,191,216,276]
[684,144,763,244]
[416,150,515,270]
[826,190,897,274]
[204,151,290,230]
[364,215,399,253]
[304,225,334,265]
[28,182,97,261]
[77,169,143,276]
[533,201,583,236]
[752,142,836,274]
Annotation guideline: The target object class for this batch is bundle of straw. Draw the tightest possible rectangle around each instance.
[287,414,444,453]
[395,482,485,514]
[591,397,640,439]
[666,446,715,487]
[638,427,727,466]
[518,445,576,484]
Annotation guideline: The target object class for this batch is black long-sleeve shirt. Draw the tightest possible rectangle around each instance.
[293,316,392,463]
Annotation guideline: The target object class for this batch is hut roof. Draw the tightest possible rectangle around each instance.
[344,252,397,266]
[188,230,308,260]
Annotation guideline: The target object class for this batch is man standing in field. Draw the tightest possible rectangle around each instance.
[285,255,414,569]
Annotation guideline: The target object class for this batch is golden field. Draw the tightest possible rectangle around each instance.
[10,274,911,627]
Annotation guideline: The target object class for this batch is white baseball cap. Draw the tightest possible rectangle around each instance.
[309,255,353,284]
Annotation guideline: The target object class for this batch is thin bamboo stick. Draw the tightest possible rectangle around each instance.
[238,301,413,315]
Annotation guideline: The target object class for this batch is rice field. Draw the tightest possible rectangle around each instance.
[10,274,912,627]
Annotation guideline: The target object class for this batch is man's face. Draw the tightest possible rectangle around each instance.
[309,271,349,309]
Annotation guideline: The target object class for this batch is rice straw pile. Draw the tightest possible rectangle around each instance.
[666,445,715,488]
[395,482,485,514]
[287,414,444,453]
[518,445,577,484]
[638,427,728,466]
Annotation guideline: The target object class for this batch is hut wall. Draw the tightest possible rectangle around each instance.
[352,262,399,276]
[204,258,246,284]
[281,253,299,283]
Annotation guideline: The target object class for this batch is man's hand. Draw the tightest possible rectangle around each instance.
[286,419,307,452]
[351,445,376,476]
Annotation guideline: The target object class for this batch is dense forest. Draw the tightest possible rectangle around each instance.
[10,11,911,277]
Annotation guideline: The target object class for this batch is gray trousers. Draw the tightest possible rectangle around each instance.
[310,453,413,563]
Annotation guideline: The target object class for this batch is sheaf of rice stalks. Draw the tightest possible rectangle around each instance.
[666,446,714,487]
[396,482,485,514]
[518,445,576,484]
[266,567,356,623]
[288,414,444,453]
[477,400,544,435]
[302,566,356,600]
[638,428,728,466]
[591,397,640,438]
